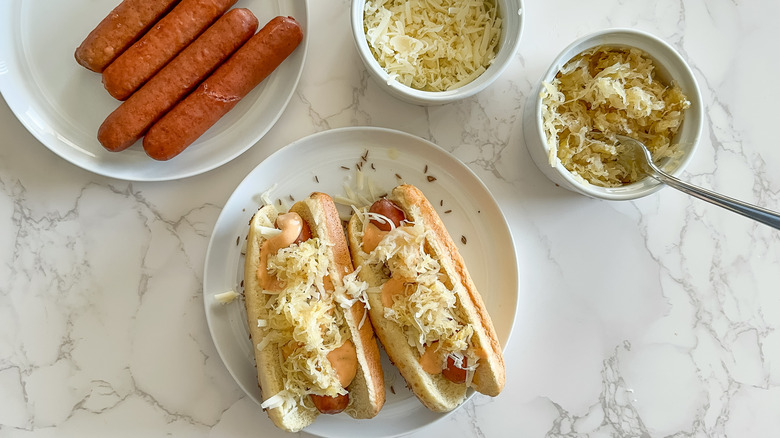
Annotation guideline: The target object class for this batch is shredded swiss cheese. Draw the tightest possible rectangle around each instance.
[364,0,502,91]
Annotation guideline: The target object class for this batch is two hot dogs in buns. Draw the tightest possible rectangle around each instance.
[243,192,384,432]
[243,185,505,430]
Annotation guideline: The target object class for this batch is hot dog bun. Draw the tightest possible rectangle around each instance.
[346,185,505,412]
[244,192,384,432]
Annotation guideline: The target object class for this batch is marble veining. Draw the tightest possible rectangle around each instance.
[2,0,780,437]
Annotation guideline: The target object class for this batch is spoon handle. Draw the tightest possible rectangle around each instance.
[649,170,780,230]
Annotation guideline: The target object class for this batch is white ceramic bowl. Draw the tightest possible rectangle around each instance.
[522,29,703,200]
[351,0,524,106]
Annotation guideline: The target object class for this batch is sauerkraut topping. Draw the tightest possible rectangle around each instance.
[254,206,365,413]
[363,0,502,91]
[355,205,478,372]
[541,46,690,187]
[334,268,372,329]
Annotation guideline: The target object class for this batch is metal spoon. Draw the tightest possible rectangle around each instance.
[615,135,780,230]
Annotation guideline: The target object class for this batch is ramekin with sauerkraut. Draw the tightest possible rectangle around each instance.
[541,46,690,187]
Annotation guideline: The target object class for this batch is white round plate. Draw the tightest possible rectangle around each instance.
[203,127,518,437]
[0,0,308,181]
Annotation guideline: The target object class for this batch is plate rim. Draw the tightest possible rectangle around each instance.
[202,126,519,437]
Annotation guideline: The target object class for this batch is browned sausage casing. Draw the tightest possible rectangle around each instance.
[97,8,259,152]
[143,16,304,161]
[442,356,467,384]
[369,199,407,231]
[75,0,180,73]
[310,393,349,414]
[102,0,238,101]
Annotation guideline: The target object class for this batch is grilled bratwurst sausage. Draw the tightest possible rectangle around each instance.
[98,8,258,152]
[101,0,238,100]
[75,0,179,73]
[143,16,303,161]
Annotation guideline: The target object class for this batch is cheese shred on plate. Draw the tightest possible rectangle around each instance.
[541,46,691,187]
[364,0,502,91]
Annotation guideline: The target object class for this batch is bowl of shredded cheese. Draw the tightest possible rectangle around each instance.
[523,29,703,200]
[352,0,524,105]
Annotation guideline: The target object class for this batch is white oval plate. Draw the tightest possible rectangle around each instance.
[0,0,308,181]
[203,127,519,437]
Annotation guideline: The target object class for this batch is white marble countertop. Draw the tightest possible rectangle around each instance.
[2,0,780,437]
